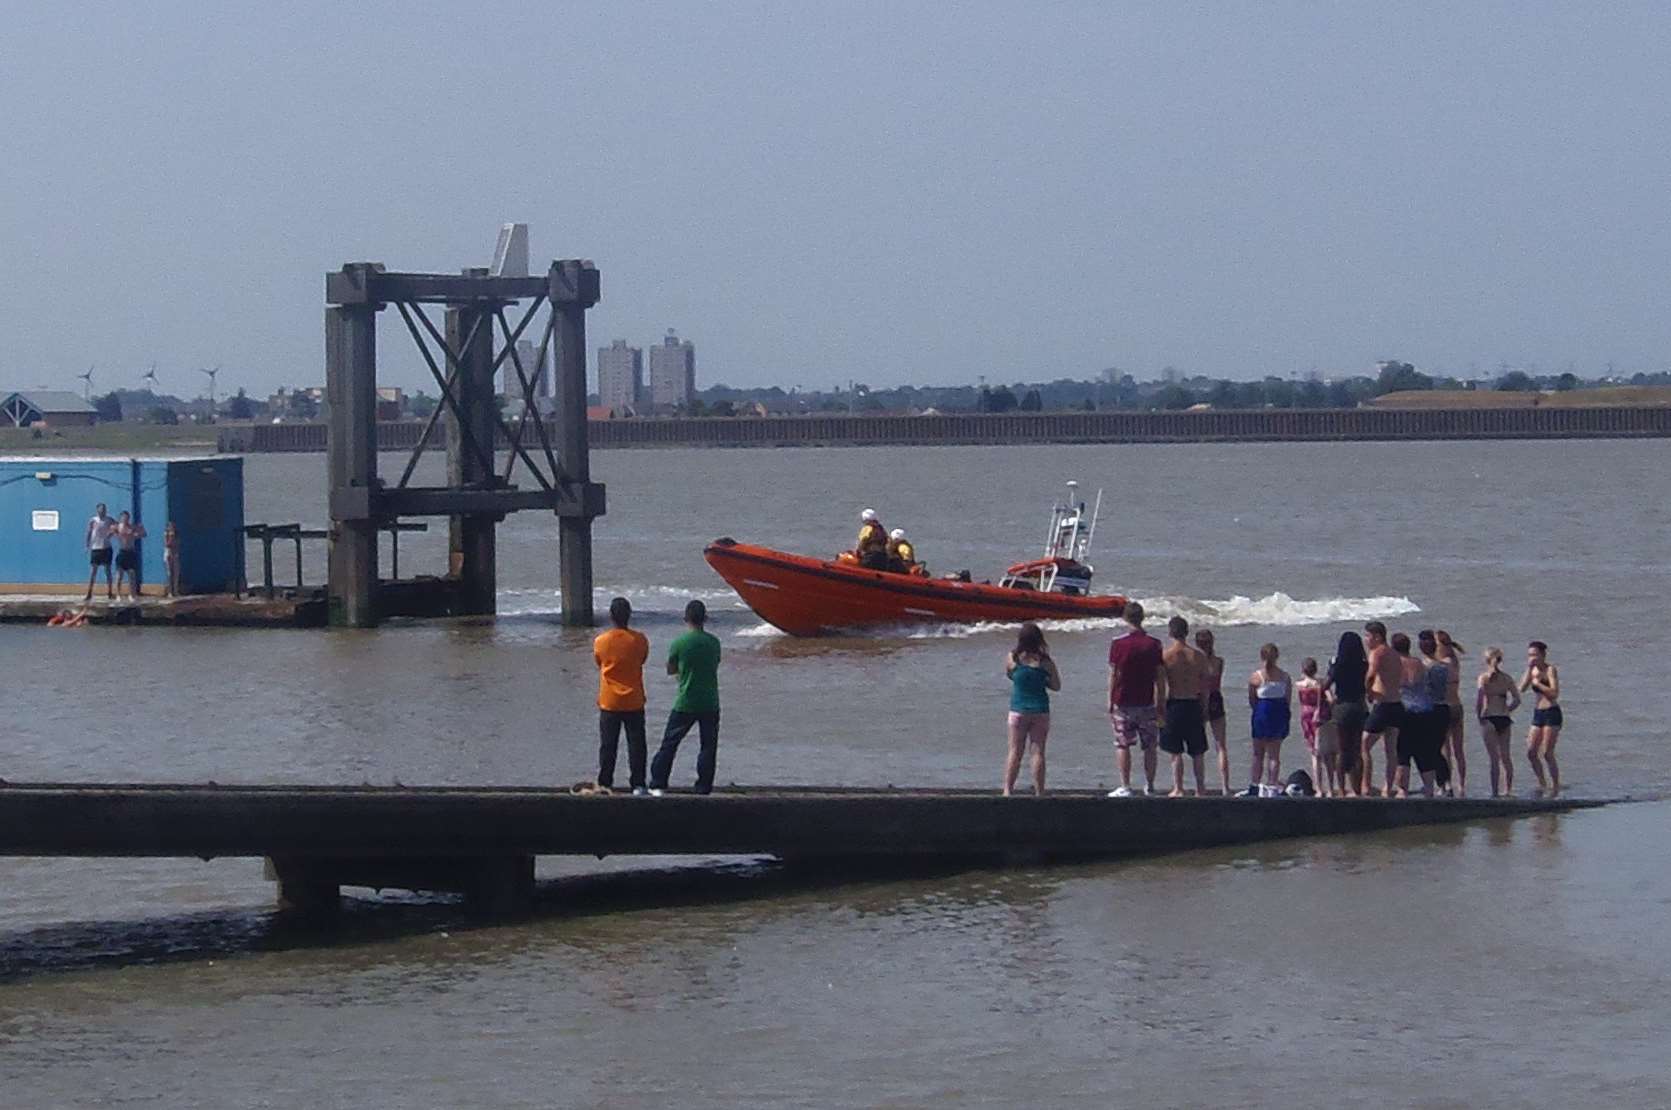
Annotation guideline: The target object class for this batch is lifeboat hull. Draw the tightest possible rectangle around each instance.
[704,540,1128,637]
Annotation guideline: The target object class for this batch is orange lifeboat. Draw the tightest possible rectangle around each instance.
[705,481,1124,637]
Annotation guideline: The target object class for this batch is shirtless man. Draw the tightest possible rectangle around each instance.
[1157,616,1210,796]
[1361,620,1405,797]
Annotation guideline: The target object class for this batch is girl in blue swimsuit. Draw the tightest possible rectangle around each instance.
[1244,643,1292,795]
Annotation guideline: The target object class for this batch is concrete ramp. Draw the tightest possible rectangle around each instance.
[0,785,1606,916]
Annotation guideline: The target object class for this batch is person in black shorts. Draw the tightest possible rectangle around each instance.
[112,511,146,602]
[1194,628,1232,796]
[1520,641,1563,796]
[83,503,116,602]
[1158,616,1210,796]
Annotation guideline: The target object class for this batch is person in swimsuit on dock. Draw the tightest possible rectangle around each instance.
[1107,602,1163,797]
[1475,647,1521,797]
[1520,640,1562,796]
[1362,620,1404,797]
[1435,630,1468,795]
[112,511,145,602]
[1322,631,1368,796]
[1297,658,1335,796]
[162,521,180,597]
[1244,643,1292,796]
[1158,616,1209,797]
[1401,632,1449,797]
[1194,628,1232,796]
[1003,622,1060,796]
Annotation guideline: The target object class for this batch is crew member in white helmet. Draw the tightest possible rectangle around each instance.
[887,528,917,573]
[856,508,889,569]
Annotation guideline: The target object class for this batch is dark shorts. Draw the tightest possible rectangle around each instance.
[1330,701,1366,772]
[1160,698,1208,757]
[1365,701,1404,734]
[115,549,138,572]
[1397,708,1448,772]
[1532,705,1564,729]
[1205,689,1226,723]
[89,548,113,568]
[1481,714,1513,733]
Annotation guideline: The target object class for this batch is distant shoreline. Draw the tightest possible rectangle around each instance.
[213,404,1671,453]
[6,402,1668,456]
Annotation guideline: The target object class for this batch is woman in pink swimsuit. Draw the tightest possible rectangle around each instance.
[1297,657,1324,750]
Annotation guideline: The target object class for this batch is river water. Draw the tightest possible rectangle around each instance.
[2,440,1668,1107]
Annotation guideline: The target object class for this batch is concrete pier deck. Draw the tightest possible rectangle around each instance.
[0,784,1603,916]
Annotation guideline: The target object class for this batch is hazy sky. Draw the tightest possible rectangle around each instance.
[4,2,1669,397]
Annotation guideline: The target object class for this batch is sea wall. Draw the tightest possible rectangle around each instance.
[216,405,1671,453]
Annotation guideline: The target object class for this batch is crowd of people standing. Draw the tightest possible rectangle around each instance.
[1002,603,1564,800]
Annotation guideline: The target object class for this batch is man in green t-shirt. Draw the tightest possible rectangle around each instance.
[649,599,723,795]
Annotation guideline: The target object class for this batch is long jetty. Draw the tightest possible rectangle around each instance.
[217,405,1671,453]
[0,784,1602,919]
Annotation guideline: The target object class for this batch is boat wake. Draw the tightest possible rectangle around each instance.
[496,585,746,618]
[732,591,1419,641]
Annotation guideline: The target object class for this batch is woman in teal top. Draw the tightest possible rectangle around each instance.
[1004,622,1062,797]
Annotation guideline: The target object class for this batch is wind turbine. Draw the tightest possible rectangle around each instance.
[198,365,219,411]
[77,366,95,402]
[142,362,159,391]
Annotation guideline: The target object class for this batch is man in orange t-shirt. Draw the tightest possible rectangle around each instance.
[594,597,651,793]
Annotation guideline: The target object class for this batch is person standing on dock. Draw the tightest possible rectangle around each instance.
[594,597,651,795]
[1520,641,1562,797]
[1107,601,1163,797]
[1362,621,1404,796]
[1003,622,1060,796]
[1323,632,1368,797]
[112,511,145,602]
[82,503,116,602]
[1157,616,1210,797]
[1195,628,1233,795]
[649,600,723,796]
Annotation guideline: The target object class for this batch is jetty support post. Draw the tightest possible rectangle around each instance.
[552,260,602,627]
[264,856,341,920]
[324,264,382,629]
[445,276,500,616]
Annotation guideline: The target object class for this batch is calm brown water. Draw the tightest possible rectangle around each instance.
[2,440,1667,1107]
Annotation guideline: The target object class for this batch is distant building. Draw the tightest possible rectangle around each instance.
[501,339,548,398]
[375,387,406,422]
[648,330,696,411]
[0,391,98,427]
[266,387,325,422]
[597,339,643,414]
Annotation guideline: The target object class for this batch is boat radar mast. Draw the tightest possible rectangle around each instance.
[1045,480,1101,564]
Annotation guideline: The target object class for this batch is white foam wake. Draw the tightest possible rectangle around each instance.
[1139,592,1421,629]
[496,584,745,617]
[730,593,1419,641]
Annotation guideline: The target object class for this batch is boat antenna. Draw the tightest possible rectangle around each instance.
[1082,488,1103,561]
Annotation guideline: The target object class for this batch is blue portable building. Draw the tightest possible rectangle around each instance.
[0,456,244,595]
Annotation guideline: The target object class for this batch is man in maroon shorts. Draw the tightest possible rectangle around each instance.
[1107,601,1164,797]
